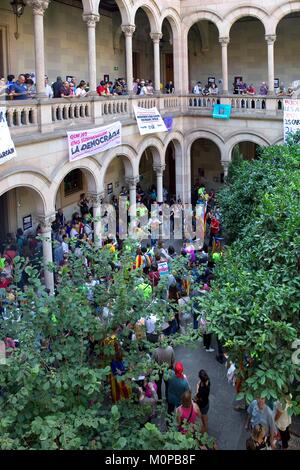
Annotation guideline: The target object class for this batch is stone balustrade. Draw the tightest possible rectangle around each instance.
[1,93,285,137]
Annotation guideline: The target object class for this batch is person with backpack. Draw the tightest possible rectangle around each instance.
[176,390,201,434]
[141,246,152,274]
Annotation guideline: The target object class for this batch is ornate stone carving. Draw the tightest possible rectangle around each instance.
[150,32,162,43]
[126,176,140,188]
[36,213,56,233]
[82,13,100,28]
[153,165,166,175]
[26,0,49,16]
[87,192,104,206]
[219,37,230,46]
[265,35,277,45]
[121,24,136,37]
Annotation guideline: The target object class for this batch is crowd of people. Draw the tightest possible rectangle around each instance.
[0,73,175,100]
[191,78,295,97]
[0,180,293,450]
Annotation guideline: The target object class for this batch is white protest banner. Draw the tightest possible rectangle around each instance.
[133,105,168,135]
[283,99,300,142]
[67,121,122,162]
[0,107,17,166]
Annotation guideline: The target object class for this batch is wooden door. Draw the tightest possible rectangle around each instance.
[133,52,140,80]
[165,53,173,84]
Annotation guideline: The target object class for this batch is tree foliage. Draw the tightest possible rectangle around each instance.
[204,137,300,411]
[0,241,209,450]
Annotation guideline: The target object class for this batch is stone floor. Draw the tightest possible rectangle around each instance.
[174,338,249,450]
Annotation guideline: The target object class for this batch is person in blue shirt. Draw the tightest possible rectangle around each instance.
[9,74,28,100]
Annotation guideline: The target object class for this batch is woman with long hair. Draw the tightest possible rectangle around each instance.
[195,369,210,433]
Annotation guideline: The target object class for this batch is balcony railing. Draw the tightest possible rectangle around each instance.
[1,94,284,137]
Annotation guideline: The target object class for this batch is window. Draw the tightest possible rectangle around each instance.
[64,169,83,197]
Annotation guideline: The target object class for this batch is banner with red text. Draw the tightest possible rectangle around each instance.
[283,99,300,142]
[0,107,17,166]
[67,121,122,162]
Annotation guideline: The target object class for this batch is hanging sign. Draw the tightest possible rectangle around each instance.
[283,99,300,142]
[67,121,122,162]
[0,107,17,166]
[212,104,231,120]
[133,105,168,135]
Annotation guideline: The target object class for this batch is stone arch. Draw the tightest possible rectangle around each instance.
[225,132,270,160]
[82,0,130,25]
[99,145,136,191]
[0,172,51,215]
[222,5,269,37]
[185,129,225,161]
[163,132,184,200]
[160,8,181,38]
[182,10,223,37]
[137,136,165,168]
[271,136,284,146]
[132,0,161,33]
[50,157,101,210]
[270,1,300,35]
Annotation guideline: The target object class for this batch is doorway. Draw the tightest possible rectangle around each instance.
[165,53,173,83]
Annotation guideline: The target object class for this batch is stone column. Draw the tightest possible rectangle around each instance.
[126,177,139,220]
[26,0,49,98]
[38,214,55,293]
[221,161,230,179]
[89,192,104,247]
[219,37,230,94]
[83,13,100,94]
[265,35,276,94]
[154,165,165,203]
[122,25,135,92]
[150,33,162,92]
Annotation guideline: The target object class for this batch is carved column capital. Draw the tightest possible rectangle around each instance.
[82,13,100,28]
[150,32,162,44]
[26,0,49,15]
[153,165,165,176]
[265,34,276,45]
[87,192,104,207]
[121,24,136,37]
[126,176,139,188]
[36,213,56,233]
[219,37,230,46]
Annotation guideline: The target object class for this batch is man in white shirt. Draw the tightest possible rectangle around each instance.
[44,76,53,98]
[193,81,202,94]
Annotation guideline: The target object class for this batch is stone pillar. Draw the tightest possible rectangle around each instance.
[83,13,100,94]
[89,192,104,247]
[221,161,230,179]
[122,25,135,92]
[219,37,230,94]
[26,0,49,98]
[150,33,162,92]
[38,214,55,293]
[154,165,165,204]
[127,177,139,220]
[266,35,276,94]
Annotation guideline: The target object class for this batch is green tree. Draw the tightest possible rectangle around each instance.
[204,138,300,412]
[0,240,208,450]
